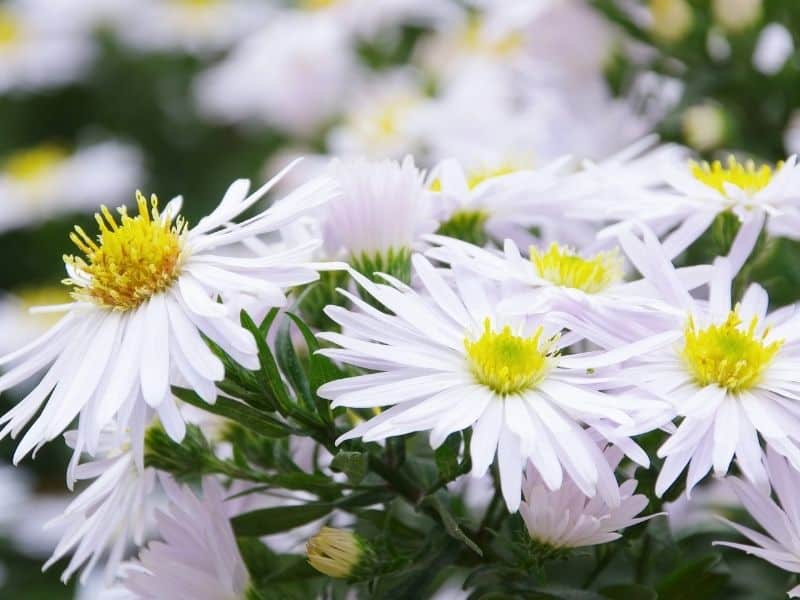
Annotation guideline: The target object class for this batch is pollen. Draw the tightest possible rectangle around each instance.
[63,192,187,311]
[690,156,779,196]
[465,319,557,395]
[681,311,783,393]
[530,243,624,294]
[4,144,68,182]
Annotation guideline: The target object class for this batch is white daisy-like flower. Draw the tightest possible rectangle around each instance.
[595,153,800,274]
[193,12,356,136]
[608,226,800,496]
[322,156,437,274]
[0,165,338,462]
[43,427,158,584]
[714,450,800,598]
[0,0,94,92]
[327,70,429,160]
[117,476,251,600]
[519,449,655,549]
[0,141,143,232]
[110,0,271,55]
[425,225,710,339]
[317,255,670,511]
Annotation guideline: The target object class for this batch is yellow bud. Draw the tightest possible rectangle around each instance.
[307,528,367,579]
[682,103,727,152]
[712,0,762,33]
[650,0,693,43]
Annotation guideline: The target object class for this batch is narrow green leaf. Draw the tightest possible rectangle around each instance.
[240,311,294,417]
[275,321,314,411]
[424,495,482,556]
[434,433,461,482]
[233,503,332,537]
[172,387,291,438]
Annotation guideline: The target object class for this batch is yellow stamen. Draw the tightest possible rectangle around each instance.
[690,156,779,197]
[681,310,782,393]
[530,243,624,294]
[63,192,187,311]
[465,319,556,395]
[4,144,68,182]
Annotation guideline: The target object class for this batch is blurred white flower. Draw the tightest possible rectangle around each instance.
[118,477,250,600]
[0,169,336,464]
[111,0,271,55]
[0,0,94,92]
[519,449,654,549]
[715,450,800,598]
[753,23,794,76]
[327,70,428,159]
[194,12,356,136]
[0,141,143,233]
[0,287,72,355]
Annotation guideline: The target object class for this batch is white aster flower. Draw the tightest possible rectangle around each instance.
[425,226,710,337]
[0,0,94,92]
[0,141,143,233]
[609,227,800,496]
[327,71,429,159]
[317,255,667,511]
[194,12,356,136]
[714,450,800,598]
[322,156,437,272]
[44,428,158,584]
[111,0,271,55]
[520,449,655,549]
[0,165,337,462]
[118,476,250,600]
[600,152,800,274]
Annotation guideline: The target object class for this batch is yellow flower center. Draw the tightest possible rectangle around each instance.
[681,311,782,393]
[174,0,218,9]
[465,319,556,395]
[4,144,68,182]
[63,192,187,311]
[530,243,624,294]
[461,16,524,57]
[0,10,21,48]
[690,156,778,197]
[300,0,340,10]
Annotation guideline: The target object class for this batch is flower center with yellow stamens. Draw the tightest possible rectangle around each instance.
[63,192,188,311]
[0,10,21,49]
[690,156,778,196]
[530,243,624,294]
[465,319,556,395]
[461,16,524,57]
[681,311,782,393]
[4,144,68,183]
[300,0,340,9]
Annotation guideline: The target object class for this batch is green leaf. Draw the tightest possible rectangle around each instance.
[275,320,314,411]
[434,433,461,482]
[240,311,294,417]
[600,584,657,600]
[424,495,482,556]
[172,387,292,438]
[656,553,729,600]
[330,450,368,484]
[233,503,332,537]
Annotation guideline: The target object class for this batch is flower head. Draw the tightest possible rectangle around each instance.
[307,527,374,579]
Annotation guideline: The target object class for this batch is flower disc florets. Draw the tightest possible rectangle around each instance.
[530,243,624,294]
[63,191,188,310]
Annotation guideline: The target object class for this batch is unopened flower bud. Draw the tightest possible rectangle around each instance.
[712,0,762,33]
[650,0,693,43]
[307,528,374,580]
[682,103,728,152]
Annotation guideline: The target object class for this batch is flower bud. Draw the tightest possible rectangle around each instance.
[307,528,374,580]
[712,0,762,33]
[650,0,693,43]
[682,103,728,152]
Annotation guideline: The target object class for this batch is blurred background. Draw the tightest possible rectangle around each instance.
[0,0,797,597]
